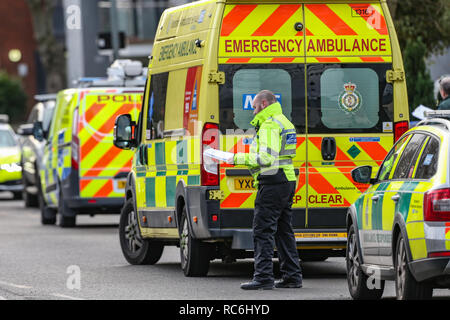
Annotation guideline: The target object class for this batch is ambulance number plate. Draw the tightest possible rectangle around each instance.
[234,178,255,190]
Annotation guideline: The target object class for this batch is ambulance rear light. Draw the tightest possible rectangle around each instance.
[201,123,219,186]
[394,121,409,142]
[424,188,450,221]
[71,108,80,170]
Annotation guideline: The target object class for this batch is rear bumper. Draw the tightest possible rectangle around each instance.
[209,228,347,250]
[409,257,450,283]
[66,197,124,214]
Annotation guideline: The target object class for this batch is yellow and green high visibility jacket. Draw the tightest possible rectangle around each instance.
[234,102,297,187]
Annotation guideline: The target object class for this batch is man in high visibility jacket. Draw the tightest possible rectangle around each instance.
[229,90,302,290]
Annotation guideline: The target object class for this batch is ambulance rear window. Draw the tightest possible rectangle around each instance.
[219,64,305,134]
[307,64,394,134]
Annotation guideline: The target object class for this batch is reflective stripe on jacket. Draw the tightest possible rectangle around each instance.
[234,102,297,187]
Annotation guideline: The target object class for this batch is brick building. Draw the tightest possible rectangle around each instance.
[0,0,38,116]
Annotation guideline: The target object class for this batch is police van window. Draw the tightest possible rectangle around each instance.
[414,137,439,180]
[307,64,393,134]
[377,134,410,181]
[219,64,305,134]
[146,72,168,140]
[392,134,426,180]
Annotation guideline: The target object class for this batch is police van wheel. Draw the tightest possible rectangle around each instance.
[179,206,211,277]
[58,190,76,228]
[119,198,164,265]
[346,224,384,300]
[394,235,433,300]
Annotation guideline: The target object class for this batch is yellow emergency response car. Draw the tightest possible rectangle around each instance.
[0,115,23,199]
[38,60,145,227]
[348,111,450,300]
[114,0,409,276]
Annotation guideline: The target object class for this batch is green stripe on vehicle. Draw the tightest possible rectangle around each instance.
[146,177,155,207]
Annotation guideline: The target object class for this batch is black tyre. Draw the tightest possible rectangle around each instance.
[394,235,433,300]
[346,224,385,300]
[179,206,211,277]
[58,189,76,228]
[119,198,164,265]
[40,198,57,225]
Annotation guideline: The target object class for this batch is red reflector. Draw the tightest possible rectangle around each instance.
[88,200,97,204]
[394,121,409,142]
[212,214,218,222]
[428,251,450,258]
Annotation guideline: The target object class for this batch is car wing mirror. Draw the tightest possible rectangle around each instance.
[32,121,44,142]
[351,166,376,185]
[113,114,136,150]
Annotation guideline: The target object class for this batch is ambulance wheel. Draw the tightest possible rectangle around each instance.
[346,224,384,300]
[58,190,76,228]
[394,235,433,300]
[39,194,56,225]
[179,206,211,277]
[119,198,164,265]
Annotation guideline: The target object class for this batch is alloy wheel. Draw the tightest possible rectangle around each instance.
[347,232,360,289]
[396,238,407,299]
[124,209,143,253]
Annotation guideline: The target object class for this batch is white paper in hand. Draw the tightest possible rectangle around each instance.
[203,148,234,162]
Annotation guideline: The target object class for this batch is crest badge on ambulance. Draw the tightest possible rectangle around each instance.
[338,82,362,114]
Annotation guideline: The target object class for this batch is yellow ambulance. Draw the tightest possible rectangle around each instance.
[114,0,409,276]
[37,60,145,227]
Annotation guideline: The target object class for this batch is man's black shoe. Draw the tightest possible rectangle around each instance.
[240,280,274,290]
[274,278,303,288]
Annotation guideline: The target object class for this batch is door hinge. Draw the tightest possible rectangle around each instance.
[208,71,225,84]
[386,69,404,83]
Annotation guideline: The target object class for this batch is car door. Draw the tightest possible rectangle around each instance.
[360,134,410,264]
[376,133,427,266]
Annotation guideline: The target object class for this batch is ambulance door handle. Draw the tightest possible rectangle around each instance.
[391,194,400,202]
[321,137,336,161]
[371,195,380,202]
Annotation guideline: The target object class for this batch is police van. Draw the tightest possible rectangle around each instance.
[114,0,409,276]
[37,60,145,227]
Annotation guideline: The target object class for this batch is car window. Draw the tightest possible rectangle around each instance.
[377,134,410,181]
[392,134,427,179]
[146,72,168,140]
[414,137,439,180]
[0,129,17,147]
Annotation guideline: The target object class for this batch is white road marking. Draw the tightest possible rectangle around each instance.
[0,280,33,290]
[51,293,84,300]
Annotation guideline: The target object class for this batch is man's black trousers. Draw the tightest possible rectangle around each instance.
[252,181,302,283]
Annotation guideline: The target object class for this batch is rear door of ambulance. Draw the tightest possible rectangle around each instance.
[218,3,308,237]
[77,89,143,200]
[303,2,395,239]
[218,2,396,243]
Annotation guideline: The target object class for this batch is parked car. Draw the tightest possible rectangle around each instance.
[17,95,56,207]
[347,110,450,300]
[0,115,23,199]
